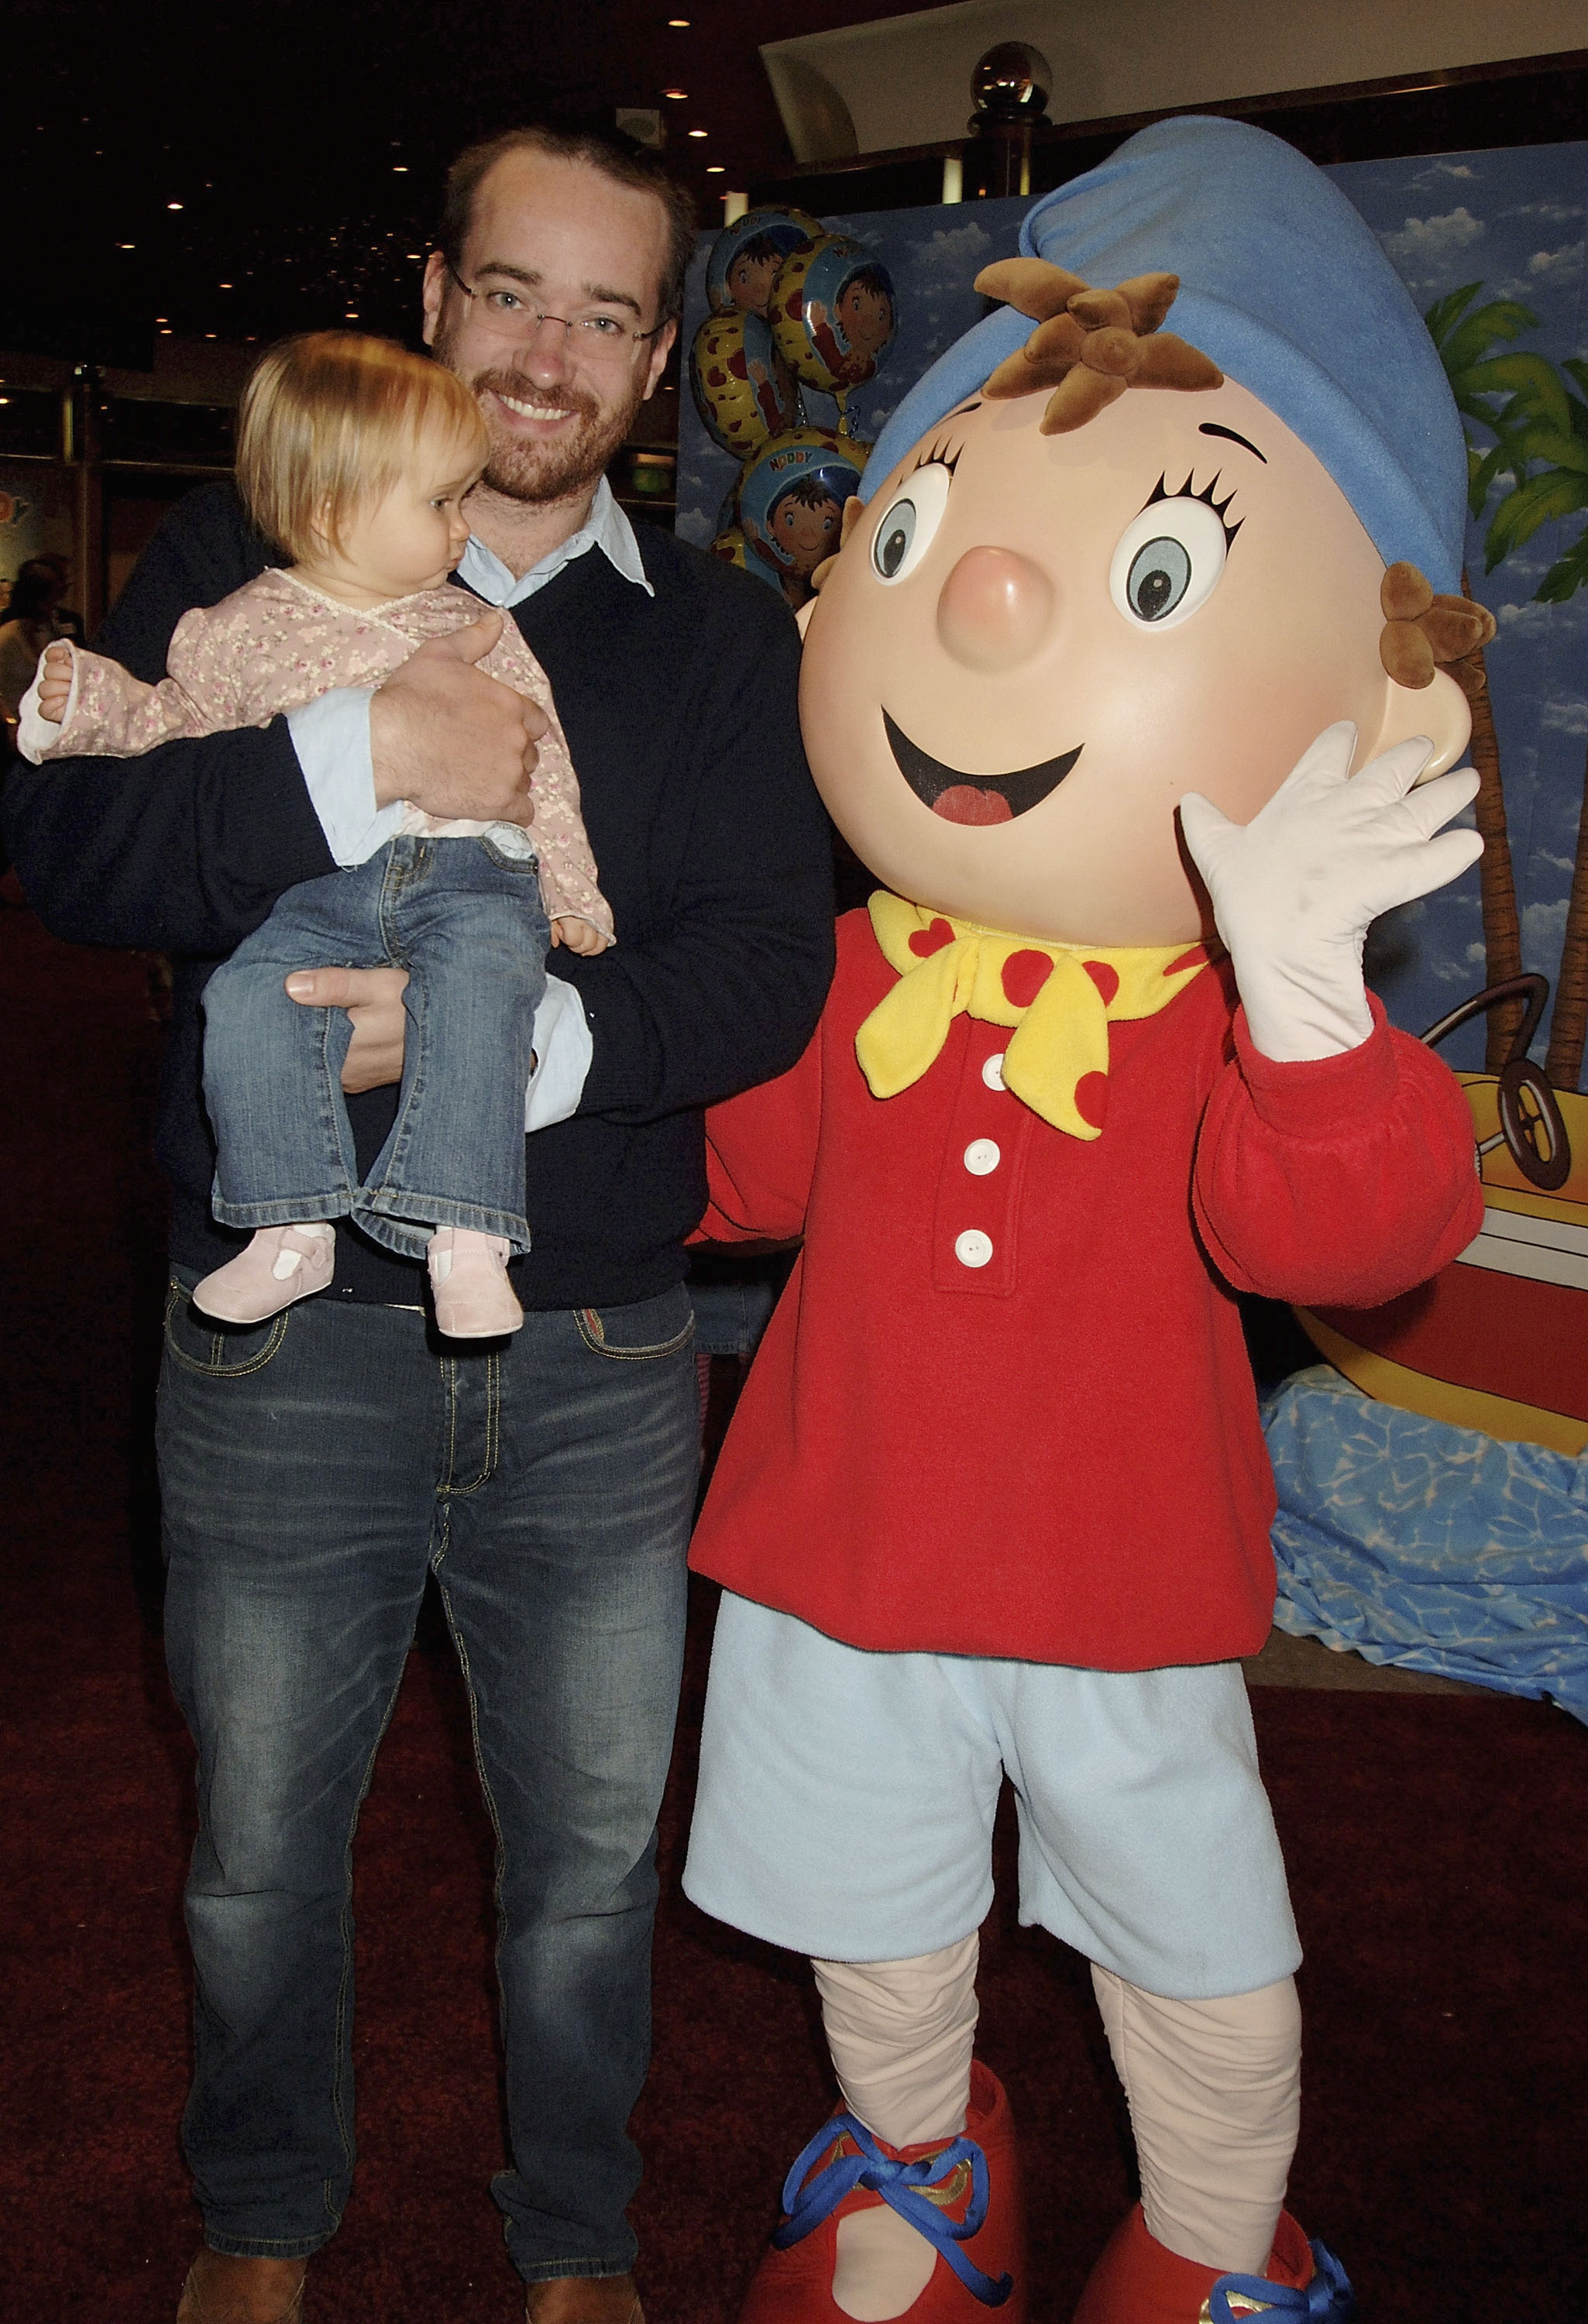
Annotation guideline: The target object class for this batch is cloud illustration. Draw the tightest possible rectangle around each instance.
[902,222,995,300]
[1504,200,1586,226]
[1377,206,1487,294]
[1498,600,1563,634]
[1542,696,1588,738]
[1522,895,1569,966]
[1525,240,1586,285]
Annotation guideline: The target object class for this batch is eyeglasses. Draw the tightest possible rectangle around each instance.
[442,256,666,362]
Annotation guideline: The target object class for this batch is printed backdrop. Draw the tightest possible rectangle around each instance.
[677,143,1588,1078]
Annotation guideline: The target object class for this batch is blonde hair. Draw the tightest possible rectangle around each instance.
[236,332,488,562]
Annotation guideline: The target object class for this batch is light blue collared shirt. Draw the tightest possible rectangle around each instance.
[285,479,651,1128]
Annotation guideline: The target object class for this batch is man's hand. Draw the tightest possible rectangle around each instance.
[1179,720,1482,1064]
[370,610,545,827]
[285,965,410,1092]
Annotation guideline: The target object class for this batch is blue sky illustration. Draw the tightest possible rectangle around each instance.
[677,144,1588,1073]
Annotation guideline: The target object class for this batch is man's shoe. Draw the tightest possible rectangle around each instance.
[1070,2203,1356,2323]
[175,2249,308,2323]
[737,2060,1024,2321]
[428,1227,524,1337]
[193,1223,335,1323]
[524,2274,644,2323]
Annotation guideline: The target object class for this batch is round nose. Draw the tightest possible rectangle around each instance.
[936,545,1054,672]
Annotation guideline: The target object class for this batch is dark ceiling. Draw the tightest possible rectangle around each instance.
[4,0,935,361]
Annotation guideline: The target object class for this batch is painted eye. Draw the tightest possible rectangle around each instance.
[1109,497,1232,629]
[870,462,954,584]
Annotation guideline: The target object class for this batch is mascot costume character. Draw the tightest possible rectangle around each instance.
[683,117,1493,2324]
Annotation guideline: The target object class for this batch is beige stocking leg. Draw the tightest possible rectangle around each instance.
[1091,1965,1301,2276]
[812,1935,980,2322]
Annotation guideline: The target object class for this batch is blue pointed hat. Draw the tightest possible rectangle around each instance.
[858,115,1466,593]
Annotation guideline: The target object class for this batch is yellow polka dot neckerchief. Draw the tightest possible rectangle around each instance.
[857,891,1213,1140]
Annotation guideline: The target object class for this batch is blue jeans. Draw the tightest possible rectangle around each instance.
[201,834,548,1260]
[156,1270,698,2282]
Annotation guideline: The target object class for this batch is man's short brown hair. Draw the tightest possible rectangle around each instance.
[438,125,696,328]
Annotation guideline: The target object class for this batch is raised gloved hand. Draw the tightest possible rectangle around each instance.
[1178,720,1482,1063]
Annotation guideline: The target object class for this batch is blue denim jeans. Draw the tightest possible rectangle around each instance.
[156,1270,698,2282]
[201,834,548,1260]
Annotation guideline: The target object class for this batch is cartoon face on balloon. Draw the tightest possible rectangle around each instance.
[707,208,821,319]
[801,381,1472,948]
[738,429,867,610]
[773,237,898,399]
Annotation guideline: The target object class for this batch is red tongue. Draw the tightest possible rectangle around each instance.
[933,785,1012,825]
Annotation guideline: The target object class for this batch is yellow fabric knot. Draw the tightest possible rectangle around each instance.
[857,892,1212,1140]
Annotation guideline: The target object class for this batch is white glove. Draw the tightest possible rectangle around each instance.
[1178,720,1482,1063]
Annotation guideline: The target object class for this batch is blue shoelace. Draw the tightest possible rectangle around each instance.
[1208,2236,1356,2322]
[770,2112,1014,2308]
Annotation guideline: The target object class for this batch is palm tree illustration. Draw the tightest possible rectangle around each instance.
[1425,284,1542,1064]
[1491,354,1588,1089]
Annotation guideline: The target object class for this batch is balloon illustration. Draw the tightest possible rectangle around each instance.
[689,308,803,460]
[709,524,754,576]
[689,209,897,606]
[735,428,868,610]
[706,207,821,318]
[770,234,897,420]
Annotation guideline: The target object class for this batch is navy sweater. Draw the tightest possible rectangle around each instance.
[5,485,835,1308]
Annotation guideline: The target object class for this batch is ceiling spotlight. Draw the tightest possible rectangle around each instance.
[218,281,232,289]
[668,15,691,23]
[117,242,136,250]
[160,327,173,335]
[663,88,687,99]
[346,311,359,320]
[407,251,423,260]
[393,164,407,172]
[706,164,724,174]
[687,128,708,139]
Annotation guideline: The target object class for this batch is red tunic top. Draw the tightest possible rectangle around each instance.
[689,909,1483,1669]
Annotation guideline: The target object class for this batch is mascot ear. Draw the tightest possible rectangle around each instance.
[1366,665,1471,780]
[1368,562,1489,777]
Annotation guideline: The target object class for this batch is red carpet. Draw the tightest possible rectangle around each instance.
[2,901,1586,2322]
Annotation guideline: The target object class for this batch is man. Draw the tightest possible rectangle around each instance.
[5,126,834,2324]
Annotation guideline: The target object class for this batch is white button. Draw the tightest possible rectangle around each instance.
[963,1138,1001,1176]
[954,1229,994,1269]
[981,1052,1006,1091]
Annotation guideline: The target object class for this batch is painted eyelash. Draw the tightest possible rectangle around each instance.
[908,435,964,477]
[1143,469,1243,548]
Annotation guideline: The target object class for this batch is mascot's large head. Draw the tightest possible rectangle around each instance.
[800,115,1493,945]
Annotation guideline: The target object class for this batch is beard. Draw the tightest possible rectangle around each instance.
[433,318,648,505]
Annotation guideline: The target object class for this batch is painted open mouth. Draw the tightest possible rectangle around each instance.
[883,711,1082,826]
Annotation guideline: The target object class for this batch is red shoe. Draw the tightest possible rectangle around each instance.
[737,2061,1025,2323]
[1070,2203,1356,2322]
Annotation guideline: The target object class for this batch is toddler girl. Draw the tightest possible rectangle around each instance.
[22,332,613,1339]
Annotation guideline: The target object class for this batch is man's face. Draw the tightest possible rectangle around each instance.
[423,150,676,506]
[801,380,1462,945]
[837,280,892,357]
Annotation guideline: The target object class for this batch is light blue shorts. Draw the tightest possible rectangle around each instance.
[682,1593,1300,2000]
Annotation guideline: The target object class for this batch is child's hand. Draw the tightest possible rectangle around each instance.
[36,642,74,724]
[551,916,610,956]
